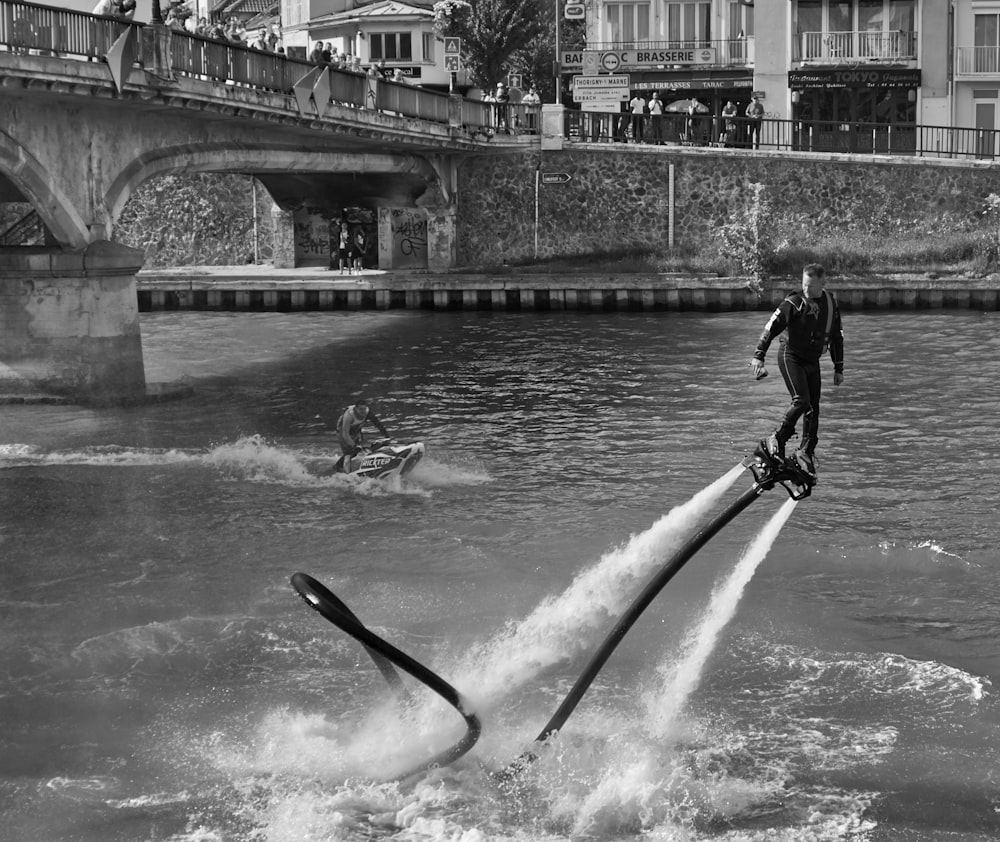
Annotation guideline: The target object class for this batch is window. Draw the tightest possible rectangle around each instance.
[370,32,413,61]
[283,0,305,26]
[728,1,753,39]
[975,13,1000,73]
[665,2,710,44]
[422,32,435,62]
[606,3,650,45]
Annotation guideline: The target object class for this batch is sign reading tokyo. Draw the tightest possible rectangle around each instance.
[563,49,716,70]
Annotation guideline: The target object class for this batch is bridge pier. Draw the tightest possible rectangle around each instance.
[0,241,146,405]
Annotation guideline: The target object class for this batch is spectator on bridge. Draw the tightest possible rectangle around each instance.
[267,24,280,51]
[495,82,510,132]
[392,68,408,84]
[208,21,225,39]
[224,17,243,42]
[629,92,646,143]
[350,55,364,74]
[249,27,270,51]
[373,59,389,79]
[309,41,326,64]
[117,0,135,20]
[745,94,764,149]
[522,85,540,131]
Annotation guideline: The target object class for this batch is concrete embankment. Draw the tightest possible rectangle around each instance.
[137,266,1000,312]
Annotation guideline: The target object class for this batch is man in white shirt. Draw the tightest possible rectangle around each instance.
[647,91,663,144]
[629,93,647,143]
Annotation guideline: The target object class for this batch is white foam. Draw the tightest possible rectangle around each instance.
[452,464,747,708]
[646,497,798,737]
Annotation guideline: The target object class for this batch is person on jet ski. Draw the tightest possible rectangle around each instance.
[335,398,389,472]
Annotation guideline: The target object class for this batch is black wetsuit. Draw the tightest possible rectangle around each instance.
[753,290,844,455]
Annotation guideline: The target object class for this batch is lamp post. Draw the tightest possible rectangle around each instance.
[554,0,561,104]
[150,0,162,23]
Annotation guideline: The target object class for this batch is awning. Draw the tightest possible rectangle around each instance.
[626,69,753,92]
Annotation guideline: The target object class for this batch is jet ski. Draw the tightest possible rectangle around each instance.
[337,439,425,480]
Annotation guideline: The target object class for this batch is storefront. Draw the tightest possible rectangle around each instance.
[788,67,921,124]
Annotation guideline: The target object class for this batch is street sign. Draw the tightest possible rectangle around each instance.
[444,37,461,54]
[571,74,630,105]
[564,1,584,19]
[541,172,572,184]
[444,55,461,72]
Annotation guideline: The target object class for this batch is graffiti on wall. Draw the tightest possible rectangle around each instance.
[294,206,331,265]
[378,207,428,268]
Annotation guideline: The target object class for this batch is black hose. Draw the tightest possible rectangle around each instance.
[290,572,482,778]
[513,481,766,767]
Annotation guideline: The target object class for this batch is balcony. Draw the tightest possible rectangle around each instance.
[584,38,755,68]
[796,30,917,64]
[956,46,1000,76]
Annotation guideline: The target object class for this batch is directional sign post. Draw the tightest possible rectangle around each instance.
[541,172,572,185]
[444,37,461,92]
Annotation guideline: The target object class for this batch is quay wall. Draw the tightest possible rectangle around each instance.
[454,145,1000,266]
[136,274,1000,312]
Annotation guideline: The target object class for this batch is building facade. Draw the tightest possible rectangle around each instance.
[279,0,455,91]
[567,1,959,130]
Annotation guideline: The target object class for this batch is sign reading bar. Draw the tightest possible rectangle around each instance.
[571,74,631,105]
[563,49,716,70]
[541,172,572,184]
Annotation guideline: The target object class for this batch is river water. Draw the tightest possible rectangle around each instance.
[1,309,999,842]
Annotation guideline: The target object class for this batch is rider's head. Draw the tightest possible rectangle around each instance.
[801,263,826,299]
[352,399,370,420]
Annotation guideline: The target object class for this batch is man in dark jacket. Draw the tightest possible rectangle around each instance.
[750,263,844,475]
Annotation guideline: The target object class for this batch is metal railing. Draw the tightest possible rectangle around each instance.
[582,37,755,67]
[565,111,1000,161]
[0,0,495,132]
[956,46,1000,75]
[0,208,43,245]
[796,29,918,63]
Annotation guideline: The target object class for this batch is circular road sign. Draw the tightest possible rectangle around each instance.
[601,52,621,72]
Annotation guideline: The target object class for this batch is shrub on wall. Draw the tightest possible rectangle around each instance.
[114,173,274,267]
[717,182,776,293]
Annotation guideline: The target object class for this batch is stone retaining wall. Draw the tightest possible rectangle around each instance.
[455,146,1000,267]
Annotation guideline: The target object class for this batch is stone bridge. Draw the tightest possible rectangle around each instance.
[0,4,537,401]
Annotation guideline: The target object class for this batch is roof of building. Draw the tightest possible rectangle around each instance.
[212,0,277,16]
[309,0,433,26]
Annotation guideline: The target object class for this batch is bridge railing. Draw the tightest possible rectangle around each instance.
[0,1,478,129]
[566,110,1000,161]
[1,0,136,61]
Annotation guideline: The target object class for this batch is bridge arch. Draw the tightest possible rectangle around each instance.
[105,145,451,227]
[0,130,92,247]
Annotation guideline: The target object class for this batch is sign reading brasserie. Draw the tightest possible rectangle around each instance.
[563,49,716,70]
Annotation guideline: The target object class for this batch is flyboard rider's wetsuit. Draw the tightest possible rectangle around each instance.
[754,289,844,461]
[335,400,389,471]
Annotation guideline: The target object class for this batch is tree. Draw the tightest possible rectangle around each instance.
[511,16,585,102]
[433,0,547,90]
